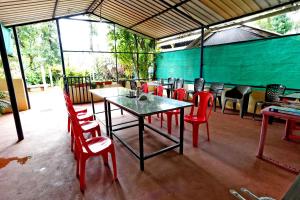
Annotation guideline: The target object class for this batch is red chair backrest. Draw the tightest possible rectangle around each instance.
[189,91,214,120]
[69,111,94,153]
[142,83,149,93]
[173,88,186,101]
[156,85,164,96]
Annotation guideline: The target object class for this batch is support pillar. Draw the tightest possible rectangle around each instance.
[0,25,24,141]
[200,27,204,78]
[113,24,119,82]
[55,19,67,90]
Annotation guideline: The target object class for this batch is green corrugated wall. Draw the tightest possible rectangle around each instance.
[156,35,300,89]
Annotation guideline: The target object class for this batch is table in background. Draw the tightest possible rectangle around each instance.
[106,95,192,171]
[89,87,136,135]
[280,92,300,101]
[257,106,300,174]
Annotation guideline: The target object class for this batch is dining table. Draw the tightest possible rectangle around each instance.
[89,87,137,135]
[106,94,193,171]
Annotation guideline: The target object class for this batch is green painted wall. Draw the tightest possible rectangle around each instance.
[156,48,200,80]
[156,35,300,89]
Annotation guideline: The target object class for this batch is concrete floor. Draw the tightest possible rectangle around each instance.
[0,88,299,200]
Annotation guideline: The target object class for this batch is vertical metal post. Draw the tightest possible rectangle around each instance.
[12,26,31,109]
[55,19,67,89]
[138,116,144,171]
[200,27,204,78]
[0,26,24,141]
[113,24,119,82]
[134,35,139,79]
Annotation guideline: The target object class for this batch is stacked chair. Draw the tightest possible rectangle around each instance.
[63,92,117,192]
[222,86,252,118]
[187,78,205,105]
[253,84,286,120]
[209,82,224,111]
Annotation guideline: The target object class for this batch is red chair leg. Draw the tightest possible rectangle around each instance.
[96,125,101,136]
[79,156,87,192]
[148,116,152,123]
[71,130,74,152]
[192,123,200,147]
[175,114,178,126]
[68,116,71,132]
[206,122,210,141]
[157,113,160,118]
[167,113,172,134]
[110,146,118,180]
[102,152,108,166]
[76,153,80,178]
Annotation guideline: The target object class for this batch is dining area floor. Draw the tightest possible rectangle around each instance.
[0,88,299,200]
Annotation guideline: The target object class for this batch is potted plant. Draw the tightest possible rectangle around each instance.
[0,91,11,115]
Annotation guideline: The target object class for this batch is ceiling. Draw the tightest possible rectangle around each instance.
[0,0,298,39]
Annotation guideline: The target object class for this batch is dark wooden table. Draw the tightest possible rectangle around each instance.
[106,95,192,171]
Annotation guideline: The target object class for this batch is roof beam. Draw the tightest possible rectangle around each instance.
[91,0,105,14]
[86,0,100,13]
[129,0,193,28]
[91,13,155,39]
[158,0,206,28]
[208,0,300,28]
[52,0,59,18]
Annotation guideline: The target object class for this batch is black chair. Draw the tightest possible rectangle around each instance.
[222,86,252,118]
[253,84,286,119]
[175,78,184,89]
[209,82,224,112]
[164,77,175,98]
[187,78,205,104]
[130,80,137,90]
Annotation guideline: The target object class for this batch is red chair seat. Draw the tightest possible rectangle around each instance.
[82,137,112,154]
[74,107,87,113]
[184,115,207,123]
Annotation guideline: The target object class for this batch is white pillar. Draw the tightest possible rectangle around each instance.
[40,65,47,90]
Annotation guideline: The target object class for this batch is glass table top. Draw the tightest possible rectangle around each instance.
[106,94,193,116]
[89,87,131,98]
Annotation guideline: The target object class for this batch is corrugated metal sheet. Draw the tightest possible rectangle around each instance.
[0,0,297,39]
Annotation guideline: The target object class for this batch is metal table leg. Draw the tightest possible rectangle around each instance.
[104,98,110,136]
[107,101,113,139]
[179,108,184,154]
[91,93,95,119]
[138,116,144,171]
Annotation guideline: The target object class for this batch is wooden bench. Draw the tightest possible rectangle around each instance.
[27,84,49,92]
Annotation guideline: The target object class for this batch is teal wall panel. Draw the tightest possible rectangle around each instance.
[156,48,200,80]
[156,35,300,89]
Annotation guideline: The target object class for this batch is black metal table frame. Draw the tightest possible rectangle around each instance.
[90,92,138,135]
[105,99,185,171]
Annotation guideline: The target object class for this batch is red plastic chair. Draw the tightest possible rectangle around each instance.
[141,83,149,93]
[69,109,117,192]
[64,92,92,133]
[161,88,186,134]
[148,85,164,123]
[64,93,101,152]
[184,91,214,147]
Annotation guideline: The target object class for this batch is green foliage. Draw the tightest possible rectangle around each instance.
[107,27,155,79]
[256,14,293,34]
[17,22,61,85]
